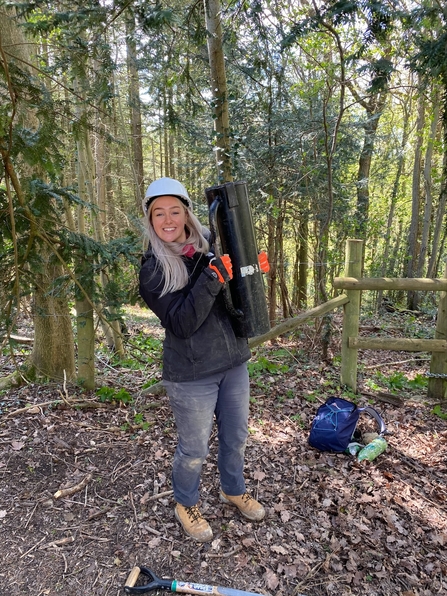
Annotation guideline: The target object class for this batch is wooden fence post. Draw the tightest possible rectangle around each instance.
[340,239,363,392]
[428,261,447,401]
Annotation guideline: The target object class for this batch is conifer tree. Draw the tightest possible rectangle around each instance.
[0,4,76,385]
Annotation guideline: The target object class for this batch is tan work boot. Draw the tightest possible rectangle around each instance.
[174,503,213,542]
[220,490,265,521]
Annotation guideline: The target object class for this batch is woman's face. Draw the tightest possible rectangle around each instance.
[150,196,188,244]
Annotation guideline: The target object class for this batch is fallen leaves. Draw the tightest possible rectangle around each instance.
[263,568,279,591]
[11,440,24,450]
[1,312,447,595]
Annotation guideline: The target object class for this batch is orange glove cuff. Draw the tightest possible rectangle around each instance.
[258,251,270,273]
[220,255,233,279]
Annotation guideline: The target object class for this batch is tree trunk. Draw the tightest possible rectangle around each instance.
[316,26,346,305]
[297,213,308,310]
[32,246,75,381]
[1,7,76,383]
[354,91,387,239]
[125,13,145,210]
[407,89,425,309]
[168,86,176,178]
[163,88,169,177]
[292,216,308,312]
[75,124,96,388]
[204,0,233,182]
[377,95,411,308]
[427,151,447,278]
[417,93,440,277]
[427,88,447,280]
[94,114,126,359]
[75,260,95,390]
[277,208,291,319]
[267,211,277,325]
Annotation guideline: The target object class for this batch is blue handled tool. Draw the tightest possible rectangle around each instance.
[124,566,265,596]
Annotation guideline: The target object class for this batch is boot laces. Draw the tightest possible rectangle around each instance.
[184,505,203,523]
[241,493,253,503]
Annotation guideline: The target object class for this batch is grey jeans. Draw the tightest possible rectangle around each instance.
[163,363,250,506]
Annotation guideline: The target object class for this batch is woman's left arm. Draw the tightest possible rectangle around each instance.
[139,262,223,339]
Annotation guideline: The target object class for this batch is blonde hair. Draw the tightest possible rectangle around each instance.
[144,200,210,296]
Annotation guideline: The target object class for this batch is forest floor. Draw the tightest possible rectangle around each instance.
[0,306,446,596]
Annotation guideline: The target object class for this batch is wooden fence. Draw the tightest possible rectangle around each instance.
[333,239,447,400]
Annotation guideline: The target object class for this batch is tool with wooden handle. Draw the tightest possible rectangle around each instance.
[124,566,265,595]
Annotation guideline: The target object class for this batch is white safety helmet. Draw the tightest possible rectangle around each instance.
[142,177,192,215]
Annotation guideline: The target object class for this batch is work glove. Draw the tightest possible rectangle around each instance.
[258,251,270,273]
[208,254,233,283]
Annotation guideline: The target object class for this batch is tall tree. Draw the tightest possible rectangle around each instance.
[406,86,425,302]
[126,10,145,210]
[0,5,75,383]
[418,89,440,277]
[406,1,447,280]
[204,0,233,182]
[350,84,388,240]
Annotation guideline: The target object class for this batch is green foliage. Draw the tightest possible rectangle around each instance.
[432,405,447,420]
[341,387,360,403]
[366,371,428,393]
[247,356,289,377]
[127,333,163,364]
[138,4,179,32]
[96,386,132,404]
[133,412,150,430]
[282,0,397,63]
[290,413,305,427]
[142,378,161,390]
[303,391,320,403]
[401,317,435,340]
[406,5,447,82]
[58,229,140,271]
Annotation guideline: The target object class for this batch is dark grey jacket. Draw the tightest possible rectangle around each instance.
[139,250,251,382]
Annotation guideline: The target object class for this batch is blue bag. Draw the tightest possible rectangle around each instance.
[308,397,386,453]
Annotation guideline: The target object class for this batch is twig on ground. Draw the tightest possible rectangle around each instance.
[144,526,162,536]
[80,532,110,542]
[361,391,404,407]
[4,398,106,418]
[57,370,71,406]
[144,490,173,501]
[396,477,447,513]
[293,548,339,595]
[61,551,68,574]
[364,357,430,370]
[39,536,75,549]
[54,473,93,499]
[129,491,138,526]
[24,502,38,529]
[19,536,46,558]
[87,507,111,521]
[206,545,243,558]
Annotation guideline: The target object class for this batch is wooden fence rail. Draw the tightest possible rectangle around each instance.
[337,239,447,400]
[334,277,447,291]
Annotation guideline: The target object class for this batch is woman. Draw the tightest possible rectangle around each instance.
[139,177,265,542]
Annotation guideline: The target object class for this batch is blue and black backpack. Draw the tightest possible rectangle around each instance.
[308,397,386,453]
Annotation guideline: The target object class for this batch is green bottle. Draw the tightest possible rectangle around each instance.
[357,436,388,462]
